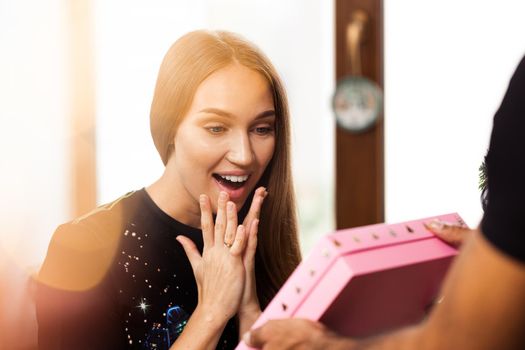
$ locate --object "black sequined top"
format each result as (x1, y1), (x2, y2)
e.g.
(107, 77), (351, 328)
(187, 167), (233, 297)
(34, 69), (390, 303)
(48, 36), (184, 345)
(36, 189), (238, 349)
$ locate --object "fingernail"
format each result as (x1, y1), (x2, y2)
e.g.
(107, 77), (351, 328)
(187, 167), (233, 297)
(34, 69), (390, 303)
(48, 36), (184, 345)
(219, 191), (227, 200)
(426, 220), (444, 232)
(227, 201), (234, 211)
(242, 331), (251, 345)
(199, 194), (206, 204)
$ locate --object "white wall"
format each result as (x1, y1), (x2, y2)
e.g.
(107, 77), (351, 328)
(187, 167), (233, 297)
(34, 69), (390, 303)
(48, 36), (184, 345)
(0, 0), (69, 271)
(93, 0), (208, 204)
(93, 0), (335, 253)
(384, 0), (525, 227)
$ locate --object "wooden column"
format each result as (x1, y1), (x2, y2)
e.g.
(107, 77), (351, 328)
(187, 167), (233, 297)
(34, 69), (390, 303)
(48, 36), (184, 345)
(335, 0), (384, 229)
(66, 0), (97, 217)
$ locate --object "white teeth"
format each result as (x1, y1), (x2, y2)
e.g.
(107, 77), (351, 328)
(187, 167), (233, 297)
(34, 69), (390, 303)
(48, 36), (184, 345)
(220, 174), (249, 183)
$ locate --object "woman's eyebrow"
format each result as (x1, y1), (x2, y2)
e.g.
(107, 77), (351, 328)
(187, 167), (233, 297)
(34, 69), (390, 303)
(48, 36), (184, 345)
(254, 110), (276, 119)
(198, 108), (276, 120)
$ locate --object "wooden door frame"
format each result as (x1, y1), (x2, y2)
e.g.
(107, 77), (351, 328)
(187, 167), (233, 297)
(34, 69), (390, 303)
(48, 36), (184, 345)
(335, 0), (384, 229)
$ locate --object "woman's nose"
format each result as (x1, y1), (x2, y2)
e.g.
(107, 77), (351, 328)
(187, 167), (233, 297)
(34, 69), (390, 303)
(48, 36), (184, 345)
(226, 132), (255, 167)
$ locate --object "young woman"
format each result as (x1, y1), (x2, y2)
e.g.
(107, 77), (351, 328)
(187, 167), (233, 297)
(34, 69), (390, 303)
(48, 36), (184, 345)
(36, 30), (301, 350)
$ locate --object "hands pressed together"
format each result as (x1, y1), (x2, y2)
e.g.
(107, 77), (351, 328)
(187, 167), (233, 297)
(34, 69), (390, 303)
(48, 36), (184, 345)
(176, 187), (267, 334)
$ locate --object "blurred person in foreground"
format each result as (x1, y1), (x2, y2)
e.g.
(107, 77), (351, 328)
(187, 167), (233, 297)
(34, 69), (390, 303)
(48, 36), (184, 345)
(244, 56), (525, 350)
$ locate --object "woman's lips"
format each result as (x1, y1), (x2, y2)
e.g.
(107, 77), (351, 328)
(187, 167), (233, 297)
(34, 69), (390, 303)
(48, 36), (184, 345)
(212, 176), (249, 201)
(212, 174), (246, 189)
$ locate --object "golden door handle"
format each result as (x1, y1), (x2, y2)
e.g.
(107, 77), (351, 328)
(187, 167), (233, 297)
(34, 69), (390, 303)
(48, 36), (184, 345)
(346, 10), (369, 76)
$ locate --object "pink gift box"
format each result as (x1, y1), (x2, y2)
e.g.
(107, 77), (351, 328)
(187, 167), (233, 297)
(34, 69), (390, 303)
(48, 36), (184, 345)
(236, 213), (462, 349)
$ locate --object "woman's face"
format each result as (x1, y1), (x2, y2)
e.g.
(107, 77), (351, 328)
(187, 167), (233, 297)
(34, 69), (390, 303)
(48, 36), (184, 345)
(169, 63), (276, 213)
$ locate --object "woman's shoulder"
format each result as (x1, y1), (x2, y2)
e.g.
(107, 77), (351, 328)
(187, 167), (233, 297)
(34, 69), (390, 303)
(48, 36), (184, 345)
(72, 190), (140, 226)
(39, 190), (143, 291)
(39, 223), (117, 292)
(53, 190), (141, 252)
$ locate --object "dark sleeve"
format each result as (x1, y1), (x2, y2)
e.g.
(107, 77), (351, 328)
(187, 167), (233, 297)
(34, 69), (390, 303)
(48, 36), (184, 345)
(481, 55), (525, 263)
(36, 223), (125, 349)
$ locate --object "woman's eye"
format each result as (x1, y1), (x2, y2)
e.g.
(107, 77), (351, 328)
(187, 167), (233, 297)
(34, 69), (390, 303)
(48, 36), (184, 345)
(253, 126), (274, 135)
(207, 126), (225, 134)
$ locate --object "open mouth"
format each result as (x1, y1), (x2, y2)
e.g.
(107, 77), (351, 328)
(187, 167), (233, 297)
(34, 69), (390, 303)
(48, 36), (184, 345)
(212, 174), (249, 190)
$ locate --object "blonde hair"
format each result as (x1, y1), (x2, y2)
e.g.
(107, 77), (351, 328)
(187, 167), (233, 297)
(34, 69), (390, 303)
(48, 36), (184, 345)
(150, 30), (301, 307)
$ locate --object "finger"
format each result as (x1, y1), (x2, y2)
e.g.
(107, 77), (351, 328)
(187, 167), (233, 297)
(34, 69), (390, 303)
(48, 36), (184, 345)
(243, 219), (259, 267)
(214, 191), (229, 245)
(243, 187), (267, 228)
(425, 220), (472, 247)
(229, 225), (246, 256)
(224, 201), (238, 246)
(199, 195), (214, 248)
(176, 235), (201, 271)
(437, 225), (472, 247)
(243, 322), (271, 348)
(242, 330), (256, 347)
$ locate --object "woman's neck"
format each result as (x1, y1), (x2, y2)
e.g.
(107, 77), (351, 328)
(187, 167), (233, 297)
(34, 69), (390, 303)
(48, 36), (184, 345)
(145, 169), (202, 229)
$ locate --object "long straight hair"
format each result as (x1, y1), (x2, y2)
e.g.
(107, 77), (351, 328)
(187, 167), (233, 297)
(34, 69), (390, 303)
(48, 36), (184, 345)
(150, 30), (301, 307)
